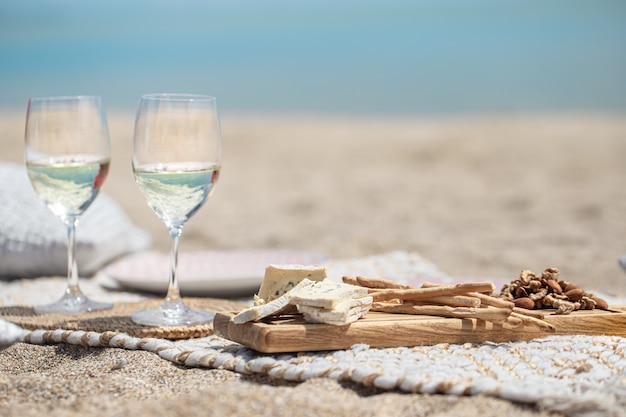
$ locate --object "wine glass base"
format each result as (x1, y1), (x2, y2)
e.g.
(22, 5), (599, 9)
(131, 301), (214, 327)
(35, 293), (113, 314)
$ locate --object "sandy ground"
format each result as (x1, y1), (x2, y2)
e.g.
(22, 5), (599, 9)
(1, 110), (626, 416)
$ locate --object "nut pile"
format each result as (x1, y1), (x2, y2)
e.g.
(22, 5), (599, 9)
(500, 267), (609, 314)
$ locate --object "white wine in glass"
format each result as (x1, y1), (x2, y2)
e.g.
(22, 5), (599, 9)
(131, 94), (222, 326)
(25, 95), (113, 314)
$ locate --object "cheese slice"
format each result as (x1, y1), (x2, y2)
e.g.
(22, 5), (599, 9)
(296, 296), (372, 318)
(254, 264), (327, 305)
(289, 281), (369, 309)
(301, 304), (371, 326)
(297, 296), (373, 324)
(234, 279), (315, 324)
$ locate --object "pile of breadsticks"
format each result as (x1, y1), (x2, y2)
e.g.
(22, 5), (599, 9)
(342, 276), (555, 333)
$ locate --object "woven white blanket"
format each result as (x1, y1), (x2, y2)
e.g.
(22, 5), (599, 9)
(2, 252), (626, 417)
(11, 328), (626, 417)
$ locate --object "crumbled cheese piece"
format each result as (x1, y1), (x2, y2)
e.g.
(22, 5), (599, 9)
(254, 264), (327, 305)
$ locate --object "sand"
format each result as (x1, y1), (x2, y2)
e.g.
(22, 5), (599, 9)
(1, 109), (626, 416)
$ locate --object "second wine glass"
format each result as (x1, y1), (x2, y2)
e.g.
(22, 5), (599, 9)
(131, 94), (222, 326)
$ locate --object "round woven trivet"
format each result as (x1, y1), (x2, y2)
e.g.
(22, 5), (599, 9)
(0, 297), (246, 339)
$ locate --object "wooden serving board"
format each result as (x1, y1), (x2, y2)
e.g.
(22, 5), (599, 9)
(213, 306), (626, 353)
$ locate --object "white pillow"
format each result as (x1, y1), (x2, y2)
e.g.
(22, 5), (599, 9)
(0, 162), (151, 278)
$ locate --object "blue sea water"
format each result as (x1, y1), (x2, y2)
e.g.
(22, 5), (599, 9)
(1, 0), (625, 115)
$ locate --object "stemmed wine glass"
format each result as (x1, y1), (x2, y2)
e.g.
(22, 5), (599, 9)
(25, 95), (113, 314)
(130, 94), (222, 326)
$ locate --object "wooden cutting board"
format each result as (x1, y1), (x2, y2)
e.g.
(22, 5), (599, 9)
(213, 306), (626, 353)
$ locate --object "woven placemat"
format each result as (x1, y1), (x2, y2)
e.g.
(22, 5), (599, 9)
(0, 297), (247, 339)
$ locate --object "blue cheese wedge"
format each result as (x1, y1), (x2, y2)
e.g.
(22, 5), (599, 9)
(234, 279), (316, 324)
(254, 264), (327, 306)
(289, 281), (369, 309)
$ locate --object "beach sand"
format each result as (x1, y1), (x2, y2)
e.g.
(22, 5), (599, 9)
(1, 110), (625, 416)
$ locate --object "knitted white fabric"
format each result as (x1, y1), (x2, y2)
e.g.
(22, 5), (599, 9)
(18, 328), (626, 417)
(0, 162), (151, 278)
(0, 319), (29, 350)
(4, 251), (626, 416)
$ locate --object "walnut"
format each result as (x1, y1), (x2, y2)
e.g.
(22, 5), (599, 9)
(528, 279), (543, 291)
(542, 267), (560, 281)
(529, 288), (548, 301)
(580, 296), (596, 310)
(520, 270), (536, 285)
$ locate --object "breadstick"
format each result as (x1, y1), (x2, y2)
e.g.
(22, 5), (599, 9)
(370, 300), (402, 309)
(502, 315), (524, 328)
(369, 282), (495, 302)
(371, 303), (511, 323)
(413, 295), (481, 308)
(421, 282), (514, 309)
(510, 311), (555, 333)
(512, 307), (545, 320)
(420, 282), (448, 287)
(468, 292), (514, 309)
(342, 275), (412, 289)
(342, 276), (359, 286)
(356, 276), (412, 289)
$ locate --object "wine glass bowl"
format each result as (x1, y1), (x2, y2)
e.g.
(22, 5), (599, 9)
(131, 94), (221, 326)
(24, 95), (113, 313)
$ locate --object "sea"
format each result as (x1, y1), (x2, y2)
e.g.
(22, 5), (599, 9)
(1, 0), (625, 115)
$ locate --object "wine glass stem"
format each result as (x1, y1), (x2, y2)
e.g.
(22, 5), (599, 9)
(166, 226), (183, 303)
(65, 218), (81, 296)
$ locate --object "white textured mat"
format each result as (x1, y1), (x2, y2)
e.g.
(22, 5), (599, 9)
(14, 329), (626, 417)
(3, 251), (626, 417)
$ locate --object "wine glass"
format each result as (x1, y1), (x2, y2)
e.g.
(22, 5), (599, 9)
(130, 94), (222, 326)
(24, 95), (113, 314)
